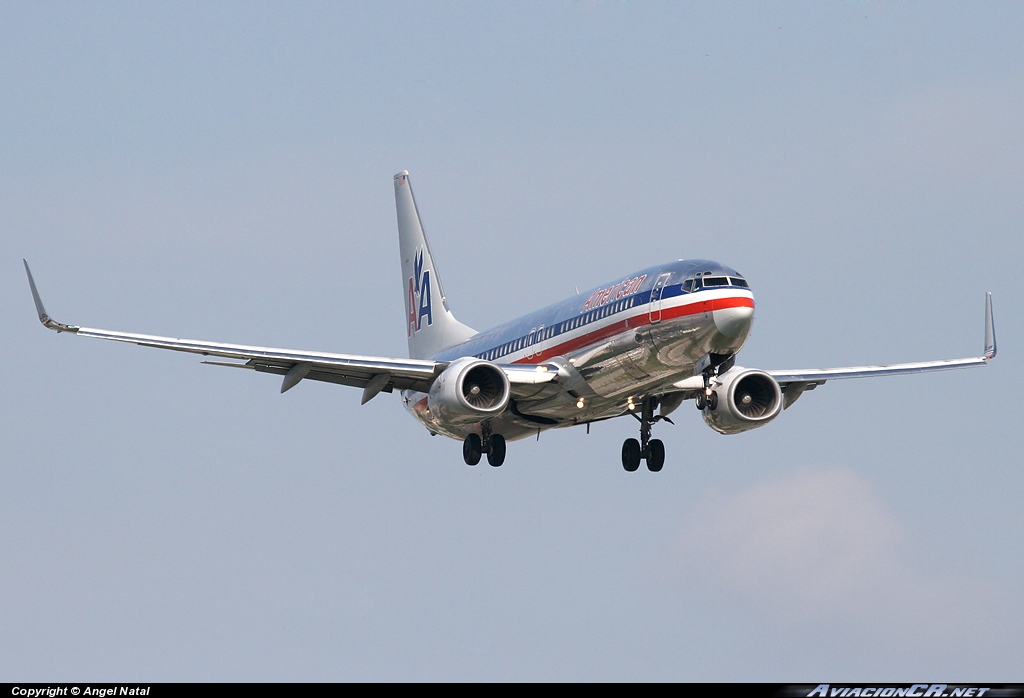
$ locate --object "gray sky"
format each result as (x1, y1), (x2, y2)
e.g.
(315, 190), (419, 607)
(2, 1), (1022, 681)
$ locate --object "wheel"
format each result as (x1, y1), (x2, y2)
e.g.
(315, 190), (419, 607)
(463, 433), (482, 466)
(708, 391), (719, 411)
(487, 434), (506, 467)
(621, 438), (641, 472)
(695, 393), (706, 410)
(646, 439), (665, 472)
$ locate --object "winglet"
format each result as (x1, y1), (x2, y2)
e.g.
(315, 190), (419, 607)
(23, 260), (79, 333)
(984, 292), (996, 360)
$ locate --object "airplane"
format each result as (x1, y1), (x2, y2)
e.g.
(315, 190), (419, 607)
(24, 171), (997, 472)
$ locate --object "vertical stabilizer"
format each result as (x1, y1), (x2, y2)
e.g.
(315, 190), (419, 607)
(395, 171), (477, 359)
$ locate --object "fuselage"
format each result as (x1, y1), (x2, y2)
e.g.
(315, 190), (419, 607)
(404, 259), (755, 441)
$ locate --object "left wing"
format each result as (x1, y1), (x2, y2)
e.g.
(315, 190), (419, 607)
(24, 260), (557, 403)
(24, 260), (443, 402)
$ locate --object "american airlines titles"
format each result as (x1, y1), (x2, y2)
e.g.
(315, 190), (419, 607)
(580, 275), (646, 313)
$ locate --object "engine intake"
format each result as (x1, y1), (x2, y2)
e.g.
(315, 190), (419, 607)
(703, 366), (782, 434)
(427, 357), (510, 424)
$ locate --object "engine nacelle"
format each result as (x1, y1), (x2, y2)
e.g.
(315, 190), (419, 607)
(703, 366), (783, 435)
(427, 357), (511, 425)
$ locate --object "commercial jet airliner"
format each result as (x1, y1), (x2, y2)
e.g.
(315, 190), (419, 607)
(24, 171), (997, 471)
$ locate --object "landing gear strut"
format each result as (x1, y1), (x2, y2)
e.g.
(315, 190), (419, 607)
(621, 397), (672, 472)
(463, 422), (506, 467)
(695, 359), (727, 411)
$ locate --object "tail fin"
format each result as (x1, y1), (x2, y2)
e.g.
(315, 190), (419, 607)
(394, 171), (477, 359)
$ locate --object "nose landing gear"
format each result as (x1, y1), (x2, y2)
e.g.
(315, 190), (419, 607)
(695, 357), (730, 411)
(621, 397), (672, 472)
(695, 391), (718, 411)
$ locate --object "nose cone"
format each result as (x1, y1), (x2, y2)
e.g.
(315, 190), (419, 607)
(713, 305), (754, 340)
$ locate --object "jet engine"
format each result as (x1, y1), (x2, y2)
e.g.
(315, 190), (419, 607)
(702, 366), (783, 435)
(427, 357), (511, 425)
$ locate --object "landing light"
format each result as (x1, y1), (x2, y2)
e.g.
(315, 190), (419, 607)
(627, 397), (636, 411)
(576, 398), (585, 409)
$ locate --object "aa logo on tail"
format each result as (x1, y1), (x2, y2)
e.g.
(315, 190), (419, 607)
(407, 248), (433, 336)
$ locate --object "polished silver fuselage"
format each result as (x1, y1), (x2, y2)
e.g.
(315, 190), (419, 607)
(403, 259), (755, 441)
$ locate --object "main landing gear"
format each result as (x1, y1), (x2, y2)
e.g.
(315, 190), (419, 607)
(463, 422), (506, 467)
(621, 397), (672, 472)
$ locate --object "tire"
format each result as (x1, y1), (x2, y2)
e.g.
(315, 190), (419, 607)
(695, 394), (706, 410)
(708, 391), (719, 411)
(646, 439), (665, 472)
(463, 433), (482, 466)
(621, 438), (641, 472)
(487, 434), (506, 467)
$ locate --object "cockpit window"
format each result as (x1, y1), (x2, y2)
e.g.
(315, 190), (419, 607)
(730, 277), (749, 288)
(682, 278), (695, 292)
(701, 276), (728, 287)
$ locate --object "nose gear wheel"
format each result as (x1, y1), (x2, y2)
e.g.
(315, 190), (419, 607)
(695, 359), (727, 411)
(699, 391), (719, 410)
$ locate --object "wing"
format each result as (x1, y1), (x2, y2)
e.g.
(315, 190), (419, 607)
(24, 261), (559, 403)
(764, 292), (996, 408)
(24, 260), (448, 402)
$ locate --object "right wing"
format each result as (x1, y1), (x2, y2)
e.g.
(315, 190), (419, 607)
(763, 292), (996, 408)
(661, 293), (996, 411)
